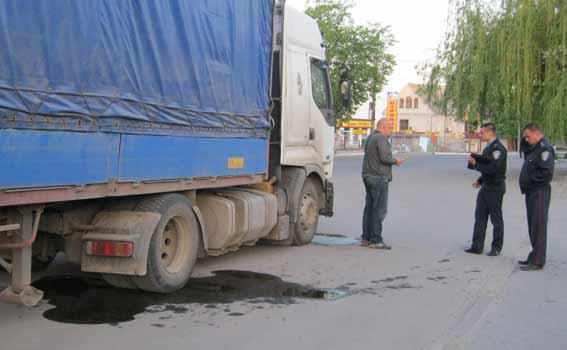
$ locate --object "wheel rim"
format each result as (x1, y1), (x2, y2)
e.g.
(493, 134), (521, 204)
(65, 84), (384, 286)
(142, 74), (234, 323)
(160, 216), (191, 274)
(299, 192), (318, 235)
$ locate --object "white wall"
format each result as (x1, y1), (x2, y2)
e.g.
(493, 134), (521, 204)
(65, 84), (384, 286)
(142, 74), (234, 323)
(397, 84), (465, 133)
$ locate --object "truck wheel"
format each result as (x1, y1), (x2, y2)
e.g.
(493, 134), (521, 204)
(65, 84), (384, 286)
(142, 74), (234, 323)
(292, 178), (321, 246)
(131, 194), (200, 293)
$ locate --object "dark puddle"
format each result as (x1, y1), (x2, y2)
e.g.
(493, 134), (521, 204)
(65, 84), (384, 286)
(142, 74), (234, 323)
(33, 270), (346, 325)
(438, 259), (451, 263)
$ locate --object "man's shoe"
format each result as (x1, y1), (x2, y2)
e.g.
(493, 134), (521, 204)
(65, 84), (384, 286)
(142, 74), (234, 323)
(368, 242), (391, 250)
(518, 259), (530, 266)
(486, 250), (501, 257)
(464, 248), (482, 255)
(520, 264), (543, 271)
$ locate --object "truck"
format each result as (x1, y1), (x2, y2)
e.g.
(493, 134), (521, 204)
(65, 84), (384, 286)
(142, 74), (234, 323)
(0, 0), (351, 306)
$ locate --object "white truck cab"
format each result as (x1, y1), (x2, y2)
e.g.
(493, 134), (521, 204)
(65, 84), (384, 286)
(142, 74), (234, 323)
(280, 3), (336, 179)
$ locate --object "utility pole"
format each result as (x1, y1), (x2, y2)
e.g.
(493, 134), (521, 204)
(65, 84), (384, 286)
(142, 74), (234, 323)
(370, 94), (376, 129)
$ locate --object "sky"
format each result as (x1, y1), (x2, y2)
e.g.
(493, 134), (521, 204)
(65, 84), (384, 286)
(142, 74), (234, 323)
(286, 0), (451, 117)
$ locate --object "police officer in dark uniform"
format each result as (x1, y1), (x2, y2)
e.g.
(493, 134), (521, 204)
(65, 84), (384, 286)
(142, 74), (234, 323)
(465, 123), (507, 256)
(520, 136), (531, 159)
(518, 123), (555, 271)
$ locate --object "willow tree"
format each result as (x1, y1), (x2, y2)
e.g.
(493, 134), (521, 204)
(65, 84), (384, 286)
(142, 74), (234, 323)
(422, 0), (567, 141)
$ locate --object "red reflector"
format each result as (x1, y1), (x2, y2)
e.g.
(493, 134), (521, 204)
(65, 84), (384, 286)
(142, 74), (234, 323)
(85, 241), (134, 257)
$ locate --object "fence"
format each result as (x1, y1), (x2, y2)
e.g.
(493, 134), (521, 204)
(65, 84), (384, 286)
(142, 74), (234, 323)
(335, 132), (475, 153)
(335, 133), (366, 151)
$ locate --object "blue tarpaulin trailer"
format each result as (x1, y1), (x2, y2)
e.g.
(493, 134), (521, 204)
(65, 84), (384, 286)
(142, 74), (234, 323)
(0, 0), (338, 306)
(0, 0), (273, 202)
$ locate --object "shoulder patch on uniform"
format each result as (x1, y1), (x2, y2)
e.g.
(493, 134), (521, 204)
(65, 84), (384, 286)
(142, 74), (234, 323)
(492, 150), (501, 160)
(492, 150), (502, 160)
(541, 150), (550, 161)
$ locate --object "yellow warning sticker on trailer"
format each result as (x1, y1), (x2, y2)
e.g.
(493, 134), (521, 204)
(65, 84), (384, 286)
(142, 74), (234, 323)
(228, 157), (245, 169)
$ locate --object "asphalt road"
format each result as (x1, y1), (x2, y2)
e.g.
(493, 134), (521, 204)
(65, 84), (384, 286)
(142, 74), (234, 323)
(1, 153), (566, 350)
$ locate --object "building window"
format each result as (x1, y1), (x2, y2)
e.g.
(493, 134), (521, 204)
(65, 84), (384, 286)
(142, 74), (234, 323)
(414, 98), (419, 109)
(400, 119), (409, 131)
(406, 96), (412, 109)
(399, 98), (404, 109)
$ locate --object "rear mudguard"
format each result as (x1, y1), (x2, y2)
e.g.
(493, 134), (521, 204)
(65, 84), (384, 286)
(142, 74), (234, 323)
(80, 211), (161, 276)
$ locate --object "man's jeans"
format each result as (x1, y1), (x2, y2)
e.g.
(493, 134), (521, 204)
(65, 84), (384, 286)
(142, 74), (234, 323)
(362, 175), (389, 244)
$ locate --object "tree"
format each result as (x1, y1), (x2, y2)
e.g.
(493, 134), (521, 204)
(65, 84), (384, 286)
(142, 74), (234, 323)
(305, 0), (396, 121)
(422, 0), (567, 141)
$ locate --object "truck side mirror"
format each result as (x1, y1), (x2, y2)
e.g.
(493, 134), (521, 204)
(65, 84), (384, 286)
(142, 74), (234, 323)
(338, 64), (352, 108)
(339, 79), (352, 108)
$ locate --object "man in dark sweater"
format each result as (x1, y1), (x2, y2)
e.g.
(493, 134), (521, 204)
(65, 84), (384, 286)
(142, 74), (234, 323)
(518, 123), (555, 271)
(361, 118), (404, 249)
(465, 123), (508, 256)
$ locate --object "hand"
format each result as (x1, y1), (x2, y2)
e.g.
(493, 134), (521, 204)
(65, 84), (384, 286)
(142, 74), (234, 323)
(396, 159), (405, 166)
(472, 181), (481, 189)
(468, 155), (477, 166)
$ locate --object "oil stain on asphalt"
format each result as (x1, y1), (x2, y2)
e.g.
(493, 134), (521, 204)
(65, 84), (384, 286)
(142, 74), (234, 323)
(32, 270), (348, 325)
(371, 276), (408, 283)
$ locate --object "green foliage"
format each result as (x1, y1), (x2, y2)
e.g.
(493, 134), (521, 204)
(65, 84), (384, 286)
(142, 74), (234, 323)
(422, 0), (567, 141)
(305, 0), (396, 118)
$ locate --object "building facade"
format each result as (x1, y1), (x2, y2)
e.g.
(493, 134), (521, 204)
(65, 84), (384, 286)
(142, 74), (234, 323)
(396, 83), (465, 134)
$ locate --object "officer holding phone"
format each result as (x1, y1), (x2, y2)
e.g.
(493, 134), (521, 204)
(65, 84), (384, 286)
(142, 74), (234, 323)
(466, 122), (508, 256)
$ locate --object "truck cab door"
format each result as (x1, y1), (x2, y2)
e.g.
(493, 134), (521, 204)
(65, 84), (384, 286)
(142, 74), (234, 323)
(307, 58), (335, 173)
(280, 52), (335, 177)
(280, 5), (335, 178)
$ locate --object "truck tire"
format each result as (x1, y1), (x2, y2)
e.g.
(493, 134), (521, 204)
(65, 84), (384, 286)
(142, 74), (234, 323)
(292, 178), (321, 246)
(130, 194), (200, 293)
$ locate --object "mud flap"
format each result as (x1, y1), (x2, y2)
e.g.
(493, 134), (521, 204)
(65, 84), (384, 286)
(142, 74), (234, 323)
(320, 180), (334, 217)
(80, 211), (161, 276)
(192, 205), (209, 258)
(264, 215), (290, 241)
(281, 167), (307, 224)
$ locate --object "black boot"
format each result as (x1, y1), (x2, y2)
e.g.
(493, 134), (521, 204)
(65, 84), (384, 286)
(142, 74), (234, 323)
(486, 250), (501, 257)
(520, 264), (543, 271)
(465, 247), (483, 255)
